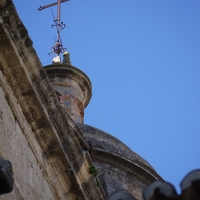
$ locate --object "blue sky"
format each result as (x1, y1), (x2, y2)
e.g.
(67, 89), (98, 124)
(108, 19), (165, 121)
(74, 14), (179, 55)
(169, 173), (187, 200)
(14, 0), (200, 193)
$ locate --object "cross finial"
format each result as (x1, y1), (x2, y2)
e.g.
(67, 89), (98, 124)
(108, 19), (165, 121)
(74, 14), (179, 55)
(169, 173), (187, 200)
(38, 0), (70, 62)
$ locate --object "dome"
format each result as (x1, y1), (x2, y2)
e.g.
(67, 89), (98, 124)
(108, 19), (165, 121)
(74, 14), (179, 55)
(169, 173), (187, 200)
(77, 123), (162, 199)
(77, 123), (154, 169)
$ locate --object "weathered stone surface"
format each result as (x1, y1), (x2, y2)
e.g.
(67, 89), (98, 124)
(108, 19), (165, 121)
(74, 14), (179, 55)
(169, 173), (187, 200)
(0, 157), (13, 195)
(0, 0), (6, 9)
(0, 76), (56, 200)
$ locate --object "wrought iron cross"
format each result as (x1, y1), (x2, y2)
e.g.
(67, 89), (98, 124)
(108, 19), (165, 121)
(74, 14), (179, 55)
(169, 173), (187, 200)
(38, 0), (70, 56)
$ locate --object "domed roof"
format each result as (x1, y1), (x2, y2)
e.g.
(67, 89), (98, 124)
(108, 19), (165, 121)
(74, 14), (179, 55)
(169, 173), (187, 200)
(77, 123), (161, 180)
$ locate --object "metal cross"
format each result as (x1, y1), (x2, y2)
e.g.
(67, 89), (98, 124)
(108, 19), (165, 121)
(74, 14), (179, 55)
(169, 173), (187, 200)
(38, 0), (70, 56)
(38, 0), (69, 21)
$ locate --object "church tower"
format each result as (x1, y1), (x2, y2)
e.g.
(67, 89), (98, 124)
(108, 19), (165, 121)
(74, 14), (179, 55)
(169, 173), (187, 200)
(44, 63), (91, 123)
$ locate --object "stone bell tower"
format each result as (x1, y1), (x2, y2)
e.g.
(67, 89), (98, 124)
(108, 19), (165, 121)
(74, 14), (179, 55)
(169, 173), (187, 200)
(44, 59), (92, 123)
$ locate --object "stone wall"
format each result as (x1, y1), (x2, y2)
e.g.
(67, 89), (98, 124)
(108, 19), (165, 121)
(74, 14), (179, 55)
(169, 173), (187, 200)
(0, 72), (55, 199)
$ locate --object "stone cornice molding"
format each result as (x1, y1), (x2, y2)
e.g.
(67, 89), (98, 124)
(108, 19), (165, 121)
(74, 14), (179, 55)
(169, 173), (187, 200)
(91, 149), (163, 184)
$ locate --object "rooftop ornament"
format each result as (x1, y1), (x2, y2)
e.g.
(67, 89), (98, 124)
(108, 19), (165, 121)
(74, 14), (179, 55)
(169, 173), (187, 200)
(38, 0), (71, 64)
